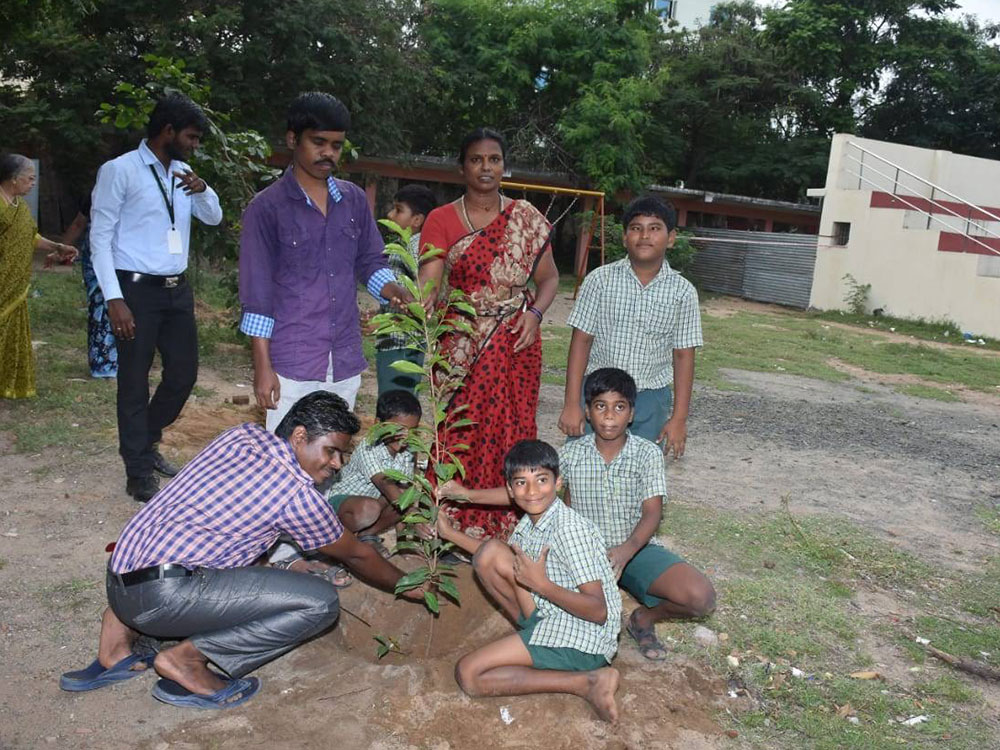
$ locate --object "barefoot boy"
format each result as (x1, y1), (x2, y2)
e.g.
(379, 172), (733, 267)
(449, 440), (622, 722)
(328, 389), (421, 554)
(560, 367), (715, 660)
(558, 195), (702, 457)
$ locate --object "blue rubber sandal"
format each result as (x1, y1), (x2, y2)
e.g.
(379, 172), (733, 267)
(151, 676), (261, 709)
(60, 651), (155, 692)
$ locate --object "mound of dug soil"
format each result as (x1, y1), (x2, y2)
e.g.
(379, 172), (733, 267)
(161, 565), (733, 749)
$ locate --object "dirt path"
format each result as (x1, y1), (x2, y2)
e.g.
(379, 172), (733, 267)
(2, 298), (999, 747)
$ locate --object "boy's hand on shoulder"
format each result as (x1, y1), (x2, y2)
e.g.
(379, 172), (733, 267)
(607, 545), (633, 580)
(558, 403), (586, 437)
(511, 544), (551, 594)
(659, 416), (687, 459)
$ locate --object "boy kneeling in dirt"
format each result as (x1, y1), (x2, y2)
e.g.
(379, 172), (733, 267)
(326, 389), (422, 556)
(440, 368), (716, 662)
(560, 368), (715, 660)
(442, 440), (623, 722)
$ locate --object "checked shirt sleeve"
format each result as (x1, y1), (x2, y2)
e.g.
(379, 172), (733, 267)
(278, 487), (344, 551)
(554, 520), (612, 589)
(673, 284), (703, 349)
(640, 441), (669, 501)
(239, 312), (274, 339)
(366, 267), (396, 304)
(566, 270), (600, 335)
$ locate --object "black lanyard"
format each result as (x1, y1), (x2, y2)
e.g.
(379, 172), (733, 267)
(149, 165), (176, 227)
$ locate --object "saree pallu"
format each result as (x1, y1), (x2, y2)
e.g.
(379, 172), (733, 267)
(0, 199), (38, 399)
(437, 199), (551, 541)
(80, 238), (118, 377)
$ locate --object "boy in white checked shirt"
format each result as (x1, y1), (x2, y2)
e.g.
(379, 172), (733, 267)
(560, 368), (715, 661)
(558, 195), (702, 457)
(327, 389), (421, 554)
(444, 440), (623, 723)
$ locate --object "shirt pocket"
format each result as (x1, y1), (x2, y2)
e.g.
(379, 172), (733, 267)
(642, 293), (678, 338)
(277, 225), (311, 276)
(339, 221), (360, 266)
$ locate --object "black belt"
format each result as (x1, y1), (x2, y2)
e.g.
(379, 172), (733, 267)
(116, 270), (186, 288)
(117, 564), (194, 587)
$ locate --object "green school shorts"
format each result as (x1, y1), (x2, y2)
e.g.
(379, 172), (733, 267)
(516, 611), (609, 672)
(620, 543), (685, 608)
(328, 493), (350, 512)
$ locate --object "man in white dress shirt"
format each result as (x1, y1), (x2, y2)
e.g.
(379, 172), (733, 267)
(90, 93), (223, 502)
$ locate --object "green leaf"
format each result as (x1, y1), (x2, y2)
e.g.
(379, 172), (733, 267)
(402, 513), (431, 524)
(434, 462), (458, 481)
(396, 485), (419, 510)
(395, 567), (430, 593)
(451, 301), (477, 316)
(391, 359), (426, 374)
(438, 577), (460, 604)
(394, 540), (423, 553)
(423, 590), (440, 614)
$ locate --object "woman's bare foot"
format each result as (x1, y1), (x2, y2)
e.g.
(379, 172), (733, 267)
(96, 608), (145, 671)
(586, 667), (621, 723)
(153, 641), (227, 695)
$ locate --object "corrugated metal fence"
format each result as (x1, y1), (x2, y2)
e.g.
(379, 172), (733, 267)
(688, 228), (818, 309)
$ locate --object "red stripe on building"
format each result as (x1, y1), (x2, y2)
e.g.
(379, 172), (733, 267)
(938, 232), (1000, 256)
(870, 191), (1000, 222)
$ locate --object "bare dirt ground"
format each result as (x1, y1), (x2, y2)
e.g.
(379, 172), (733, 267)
(2, 295), (998, 748)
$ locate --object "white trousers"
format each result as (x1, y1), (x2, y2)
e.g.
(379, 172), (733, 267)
(264, 367), (362, 432)
(267, 360), (361, 564)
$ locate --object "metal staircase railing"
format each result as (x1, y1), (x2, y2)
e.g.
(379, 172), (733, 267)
(842, 140), (1000, 257)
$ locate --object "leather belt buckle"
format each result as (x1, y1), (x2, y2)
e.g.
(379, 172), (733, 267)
(164, 276), (180, 288)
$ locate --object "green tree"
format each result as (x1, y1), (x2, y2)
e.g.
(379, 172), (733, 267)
(862, 15), (1000, 159)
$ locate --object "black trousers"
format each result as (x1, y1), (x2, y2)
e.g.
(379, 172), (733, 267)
(116, 277), (198, 478)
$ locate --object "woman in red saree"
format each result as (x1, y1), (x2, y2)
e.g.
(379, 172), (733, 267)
(419, 128), (559, 542)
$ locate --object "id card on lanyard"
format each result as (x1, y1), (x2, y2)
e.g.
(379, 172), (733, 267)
(150, 165), (183, 254)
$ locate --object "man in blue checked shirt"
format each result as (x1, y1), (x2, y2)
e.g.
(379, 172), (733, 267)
(239, 93), (409, 431)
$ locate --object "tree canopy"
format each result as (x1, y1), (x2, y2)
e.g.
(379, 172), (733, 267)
(2, 0), (998, 204)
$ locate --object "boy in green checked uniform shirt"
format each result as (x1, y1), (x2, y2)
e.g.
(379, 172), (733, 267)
(441, 440), (623, 723)
(558, 195), (702, 457)
(560, 367), (715, 661)
(327, 390), (421, 554)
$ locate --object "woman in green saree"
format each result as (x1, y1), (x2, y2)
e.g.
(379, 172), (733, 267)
(0, 153), (77, 398)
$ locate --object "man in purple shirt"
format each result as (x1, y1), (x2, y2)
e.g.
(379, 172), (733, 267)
(239, 92), (407, 430)
(59, 392), (424, 709)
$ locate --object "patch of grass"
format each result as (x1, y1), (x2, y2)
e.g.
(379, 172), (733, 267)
(737, 675), (991, 749)
(941, 556), (1000, 618)
(541, 325), (572, 370)
(699, 311), (1000, 393)
(664, 501), (932, 590)
(913, 674), (979, 704)
(0, 558), (6, 571)
(3, 268), (251, 453)
(660, 502), (997, 748)
(810, 309), (1000, 352)
(974, 505), (1000, 536)
(895, 383), (959, 402)
(910, 616), (1000, 667)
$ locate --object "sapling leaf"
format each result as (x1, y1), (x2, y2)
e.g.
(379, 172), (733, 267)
(396, 486), (418, 510)
(423, 591), (440, 614)
(395, 567), (430, 593)
(438, 577), (460, 603)
(391, 359), (426, 374)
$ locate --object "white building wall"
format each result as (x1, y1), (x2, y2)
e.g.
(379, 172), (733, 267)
(811, 134), (1000, 338)
(667, 0), (717, 28)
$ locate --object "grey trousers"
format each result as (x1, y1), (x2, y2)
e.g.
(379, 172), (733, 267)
(106, 565), (340, 678)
